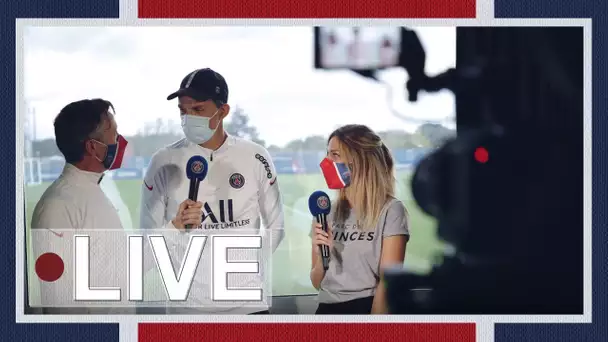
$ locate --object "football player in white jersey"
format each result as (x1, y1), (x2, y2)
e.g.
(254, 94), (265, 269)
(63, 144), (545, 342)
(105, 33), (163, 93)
(139, 68), (285, 314)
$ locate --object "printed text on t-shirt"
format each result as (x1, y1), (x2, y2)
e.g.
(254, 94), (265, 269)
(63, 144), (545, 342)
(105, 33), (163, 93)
(331, 223), (375, 242)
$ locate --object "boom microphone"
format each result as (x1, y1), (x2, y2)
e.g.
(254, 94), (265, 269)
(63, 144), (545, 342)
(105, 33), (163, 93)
(185, 156), (208, 229)
(308, 190), (332, 271)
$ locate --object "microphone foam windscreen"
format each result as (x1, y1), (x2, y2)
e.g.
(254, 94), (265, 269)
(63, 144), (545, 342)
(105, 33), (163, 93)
(185, 156), (209, 180)
(308, 190), (332, 216)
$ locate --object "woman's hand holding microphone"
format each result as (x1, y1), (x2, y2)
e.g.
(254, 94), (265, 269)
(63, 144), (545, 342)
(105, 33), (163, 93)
(310, 220), (333, 289)
(312, 221), (333, 256)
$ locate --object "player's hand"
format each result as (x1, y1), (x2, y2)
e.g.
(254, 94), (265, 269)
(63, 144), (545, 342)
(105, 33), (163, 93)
(172, 199), (203, 230)
(311, 221), (332, 254)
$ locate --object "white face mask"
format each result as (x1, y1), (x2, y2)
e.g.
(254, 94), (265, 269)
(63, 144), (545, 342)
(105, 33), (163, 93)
(181, 110), (220, 145)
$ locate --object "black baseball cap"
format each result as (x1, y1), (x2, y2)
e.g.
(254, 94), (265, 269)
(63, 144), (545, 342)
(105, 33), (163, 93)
(167, 68), (229, 104)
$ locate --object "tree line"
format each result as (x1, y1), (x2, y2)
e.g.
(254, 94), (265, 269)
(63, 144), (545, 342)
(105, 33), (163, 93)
(28, 107), (455, 158)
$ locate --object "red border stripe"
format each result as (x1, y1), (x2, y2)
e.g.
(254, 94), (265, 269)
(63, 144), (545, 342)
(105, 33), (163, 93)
(139, 323), (476, 342)
(138, 0), (476, 18)
(137, 1), (475, 341)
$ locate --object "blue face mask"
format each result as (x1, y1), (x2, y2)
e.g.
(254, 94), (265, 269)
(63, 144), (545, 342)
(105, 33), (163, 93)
(91, 135), (128, 170)
(181, 110), (220, 145)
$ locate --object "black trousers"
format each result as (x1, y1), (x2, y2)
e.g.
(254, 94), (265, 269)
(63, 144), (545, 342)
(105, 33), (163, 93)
(315, 296), (374, 314)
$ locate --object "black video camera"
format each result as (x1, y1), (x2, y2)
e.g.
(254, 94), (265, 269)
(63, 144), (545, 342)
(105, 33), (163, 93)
(382, 27), (584, 314)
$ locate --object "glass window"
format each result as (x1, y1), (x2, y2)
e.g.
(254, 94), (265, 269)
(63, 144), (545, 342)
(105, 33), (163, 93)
(23, 26), (455, 299)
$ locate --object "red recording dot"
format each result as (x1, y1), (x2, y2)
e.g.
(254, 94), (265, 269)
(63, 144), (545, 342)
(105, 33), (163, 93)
(35, 253), (64, 282)
(474, 147), (489, 163)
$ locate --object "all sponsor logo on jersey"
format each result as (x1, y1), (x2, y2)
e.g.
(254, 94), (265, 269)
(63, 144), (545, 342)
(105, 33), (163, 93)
(198, 199), (251, 229)
(255, 153), (273, 179)
(229, 173), (245, 189)
(317, 196), (330, 210)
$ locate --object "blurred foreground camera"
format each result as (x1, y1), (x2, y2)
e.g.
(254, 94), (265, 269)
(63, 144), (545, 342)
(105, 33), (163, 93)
(385, 27), (584, 314)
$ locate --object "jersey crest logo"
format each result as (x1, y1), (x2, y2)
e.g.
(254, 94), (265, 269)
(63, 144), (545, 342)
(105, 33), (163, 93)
(191, 160), (205, 175)
(317, 196), (330, 210)
(229, 173), (245, 189)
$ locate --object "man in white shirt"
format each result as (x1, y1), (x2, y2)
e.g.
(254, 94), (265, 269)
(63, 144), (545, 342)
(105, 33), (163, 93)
(30, 99), (202, 314)
(32, 98), (202, 230)
(140, 68), (285, 314)
(32, 99), (126, 230)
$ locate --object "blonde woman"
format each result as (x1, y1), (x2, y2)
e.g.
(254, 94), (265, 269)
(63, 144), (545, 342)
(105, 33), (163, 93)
(310, 124), (410, 314)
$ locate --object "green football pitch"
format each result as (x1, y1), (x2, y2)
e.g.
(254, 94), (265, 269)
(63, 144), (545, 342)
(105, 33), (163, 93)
(24, 171), (442, 300)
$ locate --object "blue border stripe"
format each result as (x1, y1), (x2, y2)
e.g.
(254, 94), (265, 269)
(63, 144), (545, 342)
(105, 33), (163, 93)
(494, 1), (606, 341)
(4, 2), (120, 341)
(4, 1), (603, 342)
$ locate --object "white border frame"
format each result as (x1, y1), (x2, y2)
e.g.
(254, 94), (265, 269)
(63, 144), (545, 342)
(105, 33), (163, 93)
(14, 17), (592, 342)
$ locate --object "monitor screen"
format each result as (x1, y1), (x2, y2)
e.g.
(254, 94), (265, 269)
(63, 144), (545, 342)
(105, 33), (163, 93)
(315, 27), (402, 70)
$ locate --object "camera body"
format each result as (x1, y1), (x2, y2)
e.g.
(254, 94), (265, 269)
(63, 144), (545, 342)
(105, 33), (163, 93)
(385, 27), (583, 314)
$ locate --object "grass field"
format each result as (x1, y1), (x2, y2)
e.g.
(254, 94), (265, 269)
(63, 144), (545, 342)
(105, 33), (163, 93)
(25, 171), (442, 299)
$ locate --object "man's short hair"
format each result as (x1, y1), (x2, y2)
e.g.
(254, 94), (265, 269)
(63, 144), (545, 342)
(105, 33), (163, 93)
(53, 99), (114, 164)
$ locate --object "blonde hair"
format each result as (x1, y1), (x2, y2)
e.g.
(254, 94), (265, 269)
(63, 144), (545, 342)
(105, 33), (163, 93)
(329, 124), (396, 230)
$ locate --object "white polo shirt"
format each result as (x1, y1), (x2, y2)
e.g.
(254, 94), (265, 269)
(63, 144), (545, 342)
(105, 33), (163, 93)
(31, 163), (123, 230)
(30, 163), (129, 314)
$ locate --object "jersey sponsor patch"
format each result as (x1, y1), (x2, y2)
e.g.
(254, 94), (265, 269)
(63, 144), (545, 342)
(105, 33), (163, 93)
(255, 153), (273, 179)
(197, 199), (251, 230)
(229, 173), (245, 189)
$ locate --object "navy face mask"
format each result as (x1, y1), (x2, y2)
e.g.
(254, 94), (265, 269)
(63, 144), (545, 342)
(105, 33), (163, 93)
(92, 135), (129, 170)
